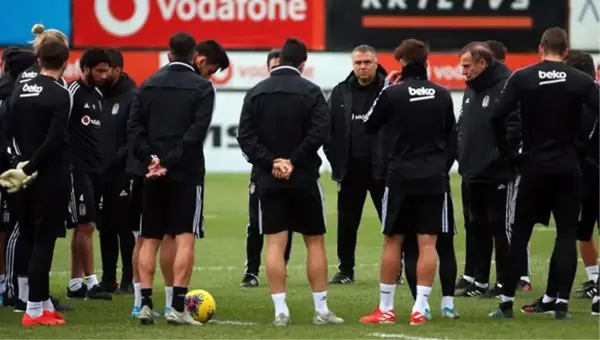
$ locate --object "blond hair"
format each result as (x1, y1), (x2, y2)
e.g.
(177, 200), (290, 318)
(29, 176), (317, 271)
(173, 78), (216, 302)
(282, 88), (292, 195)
(31, 23), (69, 52)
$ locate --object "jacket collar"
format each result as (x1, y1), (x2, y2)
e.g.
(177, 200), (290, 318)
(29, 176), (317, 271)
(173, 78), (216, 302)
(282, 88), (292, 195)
(168, 61), (195, 72)
(269, 65), (302, 76)
(401, 63), (428, 80)
(466, 61), (508, 92)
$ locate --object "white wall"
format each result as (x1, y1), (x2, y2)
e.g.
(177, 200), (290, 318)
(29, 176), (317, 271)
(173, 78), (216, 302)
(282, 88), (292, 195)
(206, 92), (463, 173)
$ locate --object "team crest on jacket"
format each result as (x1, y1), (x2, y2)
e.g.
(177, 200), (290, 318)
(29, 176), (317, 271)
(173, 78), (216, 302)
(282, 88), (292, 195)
(249, 182), (255, 194)
(112, 103), (120, 115)
(482, 95), (490, 108)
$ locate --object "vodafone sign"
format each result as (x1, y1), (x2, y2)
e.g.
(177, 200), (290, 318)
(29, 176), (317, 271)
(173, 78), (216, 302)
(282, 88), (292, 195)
(73, 0), (325, 49)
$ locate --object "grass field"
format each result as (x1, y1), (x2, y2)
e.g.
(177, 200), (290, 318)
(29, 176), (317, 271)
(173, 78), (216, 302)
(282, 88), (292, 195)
(1, 173), (598, 339)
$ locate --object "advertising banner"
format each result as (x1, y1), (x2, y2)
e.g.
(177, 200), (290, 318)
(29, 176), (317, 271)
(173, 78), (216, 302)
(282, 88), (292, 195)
(569, 0), (600, 51)
(195, 91), (464, 173)
(326, 0), (567, 52)
(73, 0), (325, 50)
(159, 51), (539, 91)
(0, 0), (71, 45)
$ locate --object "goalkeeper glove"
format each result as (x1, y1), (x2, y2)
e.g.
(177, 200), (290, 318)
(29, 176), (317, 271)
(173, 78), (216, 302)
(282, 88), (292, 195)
(0, 161), (38, 193)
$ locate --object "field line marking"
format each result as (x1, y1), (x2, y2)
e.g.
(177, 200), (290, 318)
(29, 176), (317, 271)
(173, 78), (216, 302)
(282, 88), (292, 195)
(369, 333), (447, 340)
(209, 319), (258, 326)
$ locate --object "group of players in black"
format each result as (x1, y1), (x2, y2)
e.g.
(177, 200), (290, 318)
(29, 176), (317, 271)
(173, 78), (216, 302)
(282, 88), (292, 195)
(0, 23), (597, 328)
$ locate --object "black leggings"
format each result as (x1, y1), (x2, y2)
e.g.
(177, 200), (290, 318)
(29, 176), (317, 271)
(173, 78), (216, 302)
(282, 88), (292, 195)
(404, 233), (457, 299)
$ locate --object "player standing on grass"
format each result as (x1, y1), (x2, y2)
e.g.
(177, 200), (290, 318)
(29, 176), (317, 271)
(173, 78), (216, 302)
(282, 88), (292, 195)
(1, 40), (72, 326)
(489, 27), (599, 320)
(65, 48), (113, 301)
(240, 48), (294, 288)
(97, 48), (137, 294)
(324, 45), (391, 285)
(129, 32), (215, 326)
(359, 38), (455, 326)
(237, 38), (343, 327)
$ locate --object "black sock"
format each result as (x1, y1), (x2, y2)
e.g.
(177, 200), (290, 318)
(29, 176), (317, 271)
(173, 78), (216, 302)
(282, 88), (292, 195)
(172, 286), (188, 313)
(141, 288), (153, 309)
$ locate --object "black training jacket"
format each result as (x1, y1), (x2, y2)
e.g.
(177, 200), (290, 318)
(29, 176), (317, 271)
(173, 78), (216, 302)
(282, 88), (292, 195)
(128, 61), (215, 184)
(324, 64), (389, 182)
(458, 61), (521, 182)
(100, 73), (137, 180)
(237, 65), (329, 189)
(6, 74), (71, 176)
(364, 63), (455, 194)
(493, 60), (600, 175)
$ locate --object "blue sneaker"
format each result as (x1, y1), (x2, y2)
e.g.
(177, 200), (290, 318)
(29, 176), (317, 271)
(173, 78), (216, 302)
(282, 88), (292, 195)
(164, 307), (171, 316)
(441, 307), (460, 319)
(424, 308), (432, 321)
(132, 306), (160, 319)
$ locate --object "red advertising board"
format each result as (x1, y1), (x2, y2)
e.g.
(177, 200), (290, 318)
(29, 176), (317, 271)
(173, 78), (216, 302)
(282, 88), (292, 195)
(73, 0), (325, 50)
(378, 53), (541, 90)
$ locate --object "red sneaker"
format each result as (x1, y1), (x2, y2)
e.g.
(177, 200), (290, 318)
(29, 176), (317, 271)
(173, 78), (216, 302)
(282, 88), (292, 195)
(409, 311), (428, 325)
(22, 311), (62, 326)
(359, 308), (396, 324)
(50, 311), (66, 323)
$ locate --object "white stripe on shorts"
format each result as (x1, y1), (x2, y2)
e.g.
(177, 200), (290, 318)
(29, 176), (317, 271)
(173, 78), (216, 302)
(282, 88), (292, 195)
(381, 187), (389, 233)
(192, 185), (203, 238)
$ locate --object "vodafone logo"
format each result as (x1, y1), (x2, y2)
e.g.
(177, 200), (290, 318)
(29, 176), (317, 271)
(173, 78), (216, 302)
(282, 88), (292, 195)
(95, 0), (150, 37)
(210, 66), (234, 86)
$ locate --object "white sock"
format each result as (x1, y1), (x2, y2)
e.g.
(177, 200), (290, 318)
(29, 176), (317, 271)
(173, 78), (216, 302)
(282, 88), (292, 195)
(26, 301), (43, 318)
(85, 274), (99, 289)
(556, 298), (568, 304)
(413, 285), (432, 314)
(585, 265), (599, 282)
(475, 282), (489, 289)
(441, 296), (454, 310)
(18, 277), (28, 302)
(593, 295), (599, 304)
(519, 276), (530, 283)
(378, 283), (396, 312)
(42, 299), (54, 312)
(462, 275), (474, 283)
(69, 278), (83, 291)
(165, 286), (173, 309)
(133, 282), (142, 308)
(312, 291), (329, 314)
(271, 293), (290, 317)
(542, 294), (556, 303)
(500, 295), (515, 303)
(0, 274), (5, 294)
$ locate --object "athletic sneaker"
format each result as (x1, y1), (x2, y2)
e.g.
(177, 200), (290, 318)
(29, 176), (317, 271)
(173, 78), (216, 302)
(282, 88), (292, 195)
(312, 310), (344, 325)
(489, 301), (514, 318)
(13, 299), (26, 313)
(164, 307), (171, 316)
(521, 297), (555, 314)
(99, 281), (118, 294)
(273, 313), (291, 327)
(22, 311), (66, 326)
(592, 299), (599, 316)
(240, 274), (259, 287)
(575, 280), (597, 299)
(329, 272), (355, 284)
(131, 306), (160, 319)
(359, 308), (396, 324)
(458, 283), (489, 297)
(139, 305), (157, 325)
(86, 285), (113, 300)
(455, 276), (472, 290)
(409, 311), (428, 325)
(116, 283), (134, 295)
(165, 308), (202, 325)
(482, 283), (503, 299)
(51, 296), (73, 312)
(554, 302), (571, 320)
(66, 285), (87, 299)
(517, 280), (532, 292)
(441, 307), (460, 319)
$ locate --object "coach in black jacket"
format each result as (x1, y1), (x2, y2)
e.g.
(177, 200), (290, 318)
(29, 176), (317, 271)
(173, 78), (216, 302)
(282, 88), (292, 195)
(98, 49), (137, 294)
(324, 45), (388, 284)
(457, 43), (521, 298)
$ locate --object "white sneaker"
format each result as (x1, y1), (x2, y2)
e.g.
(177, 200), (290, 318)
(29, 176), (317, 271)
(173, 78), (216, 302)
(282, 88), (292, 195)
(139, 305), (156, 325)
(165, 309), (202, 326)
(312, 310), (344, 325)
(273, 313), (291, 327)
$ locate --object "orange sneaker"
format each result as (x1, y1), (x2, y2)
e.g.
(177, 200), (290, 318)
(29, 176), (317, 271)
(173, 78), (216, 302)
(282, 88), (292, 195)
(22, 311), (63, 326)
(49, 311), (66, 324)
(359, 308), (396, 324)
(409, 311), (428, 325)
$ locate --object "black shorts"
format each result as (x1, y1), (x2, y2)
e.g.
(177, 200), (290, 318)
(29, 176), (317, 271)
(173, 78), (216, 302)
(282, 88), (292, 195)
(464, 180), (518, 225)
(0, 188), (12, 232)
(97, 179), (132, 233)
(382, 187), (444, 236)
(69, 171), (102, 226)
(141, 177), (204, 240)
(20, 173), (70, 239)
(128, 176), (143, 233)
(258, 182), (326, 236)
(513, 174), (582, 229)
(577, 180), (599, 241)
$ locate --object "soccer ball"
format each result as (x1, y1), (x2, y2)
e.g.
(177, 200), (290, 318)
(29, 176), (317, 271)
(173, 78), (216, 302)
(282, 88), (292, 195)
(184, 289), (216, 323)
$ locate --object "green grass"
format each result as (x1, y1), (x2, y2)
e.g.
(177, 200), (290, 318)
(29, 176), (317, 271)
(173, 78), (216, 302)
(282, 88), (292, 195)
(1, 173), (598, 339)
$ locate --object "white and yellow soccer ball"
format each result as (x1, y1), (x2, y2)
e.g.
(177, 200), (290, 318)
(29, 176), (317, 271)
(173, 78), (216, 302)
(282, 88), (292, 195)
(184, 289), (216, 323)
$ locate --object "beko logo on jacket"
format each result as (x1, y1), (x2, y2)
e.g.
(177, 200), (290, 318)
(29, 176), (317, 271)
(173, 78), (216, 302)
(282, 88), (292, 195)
(81, 115), (101, 127)
(22, 84), (43, 93)
(408, 86), (436, 102)
(538, 70), (567, 79)
(21, 71), (37, 79)
(94, 0), (308, 37)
